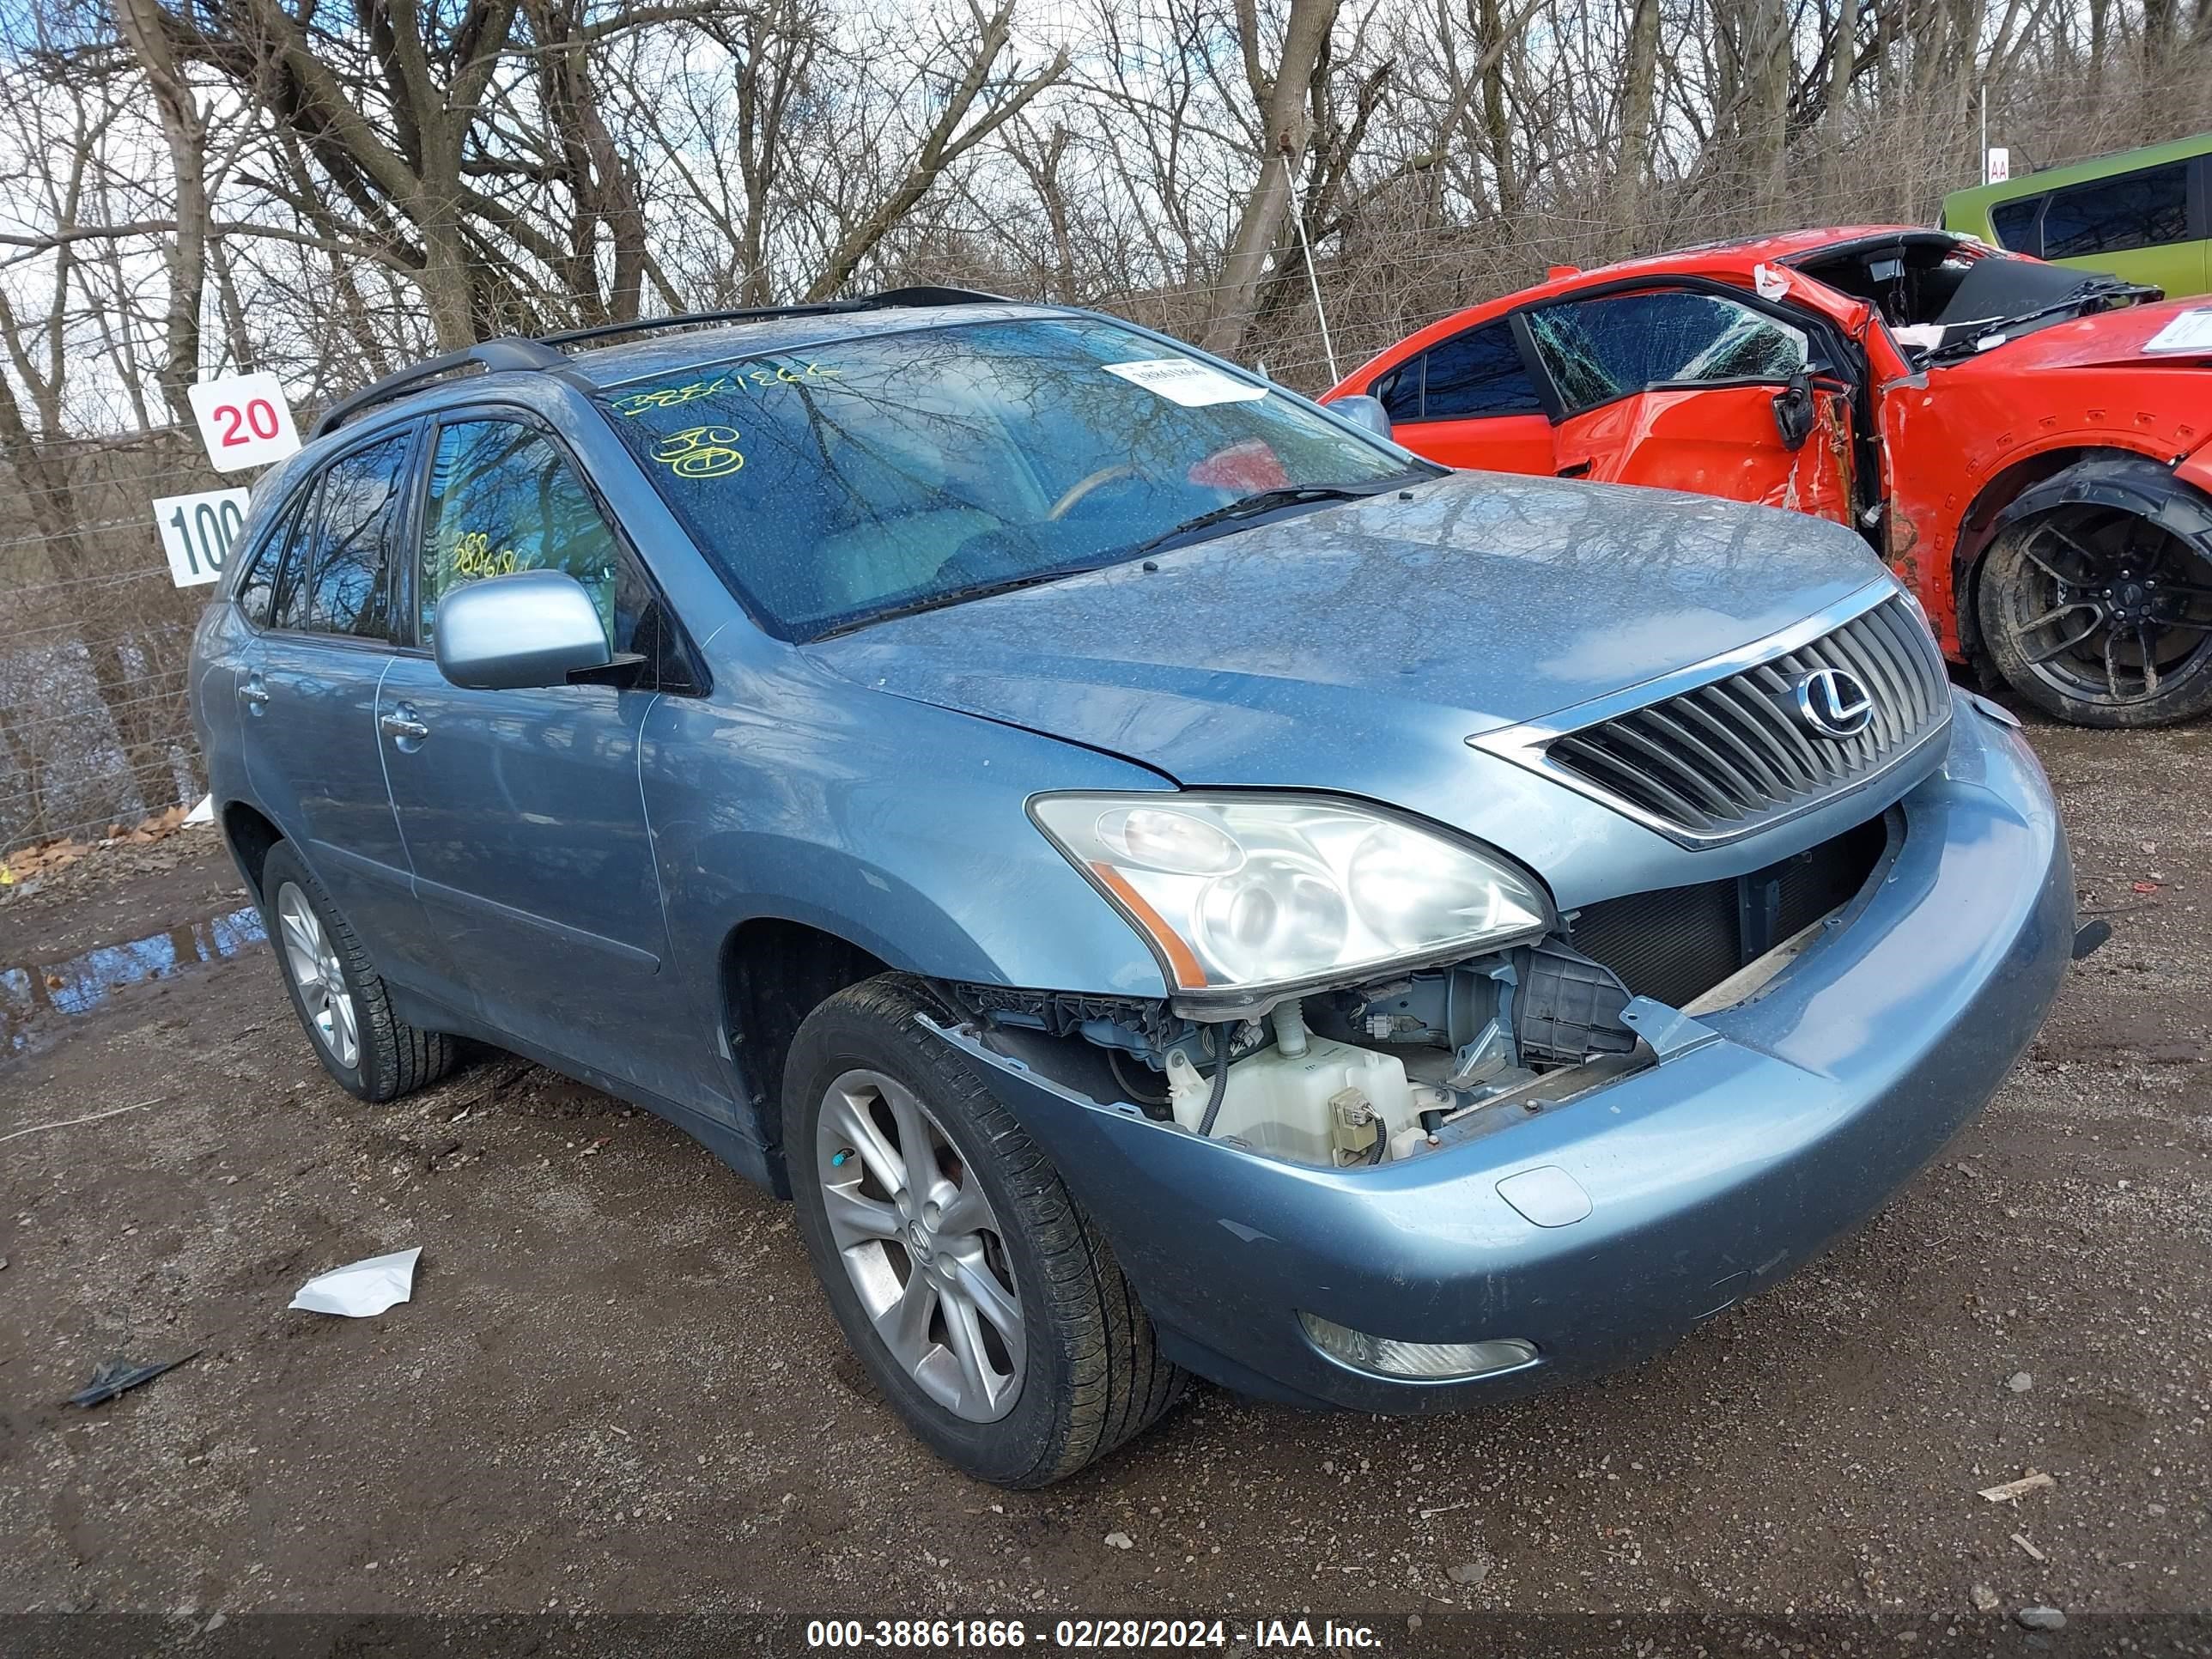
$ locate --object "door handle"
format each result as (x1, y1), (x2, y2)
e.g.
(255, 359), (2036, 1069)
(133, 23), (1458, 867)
(380, 712), (429, 742)
(1555, 459), (1593, 478)
(239, 672), (270, 706)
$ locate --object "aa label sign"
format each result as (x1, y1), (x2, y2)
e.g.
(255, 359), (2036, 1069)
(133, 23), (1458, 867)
(187, 372), (301, 472)
(154, 487), (252, 586)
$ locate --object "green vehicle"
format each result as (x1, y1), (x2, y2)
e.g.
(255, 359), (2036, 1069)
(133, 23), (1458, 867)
(1942, 131), (2212, 299)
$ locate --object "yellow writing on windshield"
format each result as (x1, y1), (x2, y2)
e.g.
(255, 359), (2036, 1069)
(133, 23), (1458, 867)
(609, 362), (842, 418)
(653, 425), (745, 479)
(611, 375), (732, 418)
(740, 362), (842, 389)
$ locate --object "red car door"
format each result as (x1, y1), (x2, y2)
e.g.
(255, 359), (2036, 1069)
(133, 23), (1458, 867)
(1527, 286), (1856, 526)
(1367, 318), (1558, 476)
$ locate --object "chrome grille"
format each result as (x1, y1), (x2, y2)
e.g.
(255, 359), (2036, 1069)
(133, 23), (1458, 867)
(1540, 596), (1950, 840)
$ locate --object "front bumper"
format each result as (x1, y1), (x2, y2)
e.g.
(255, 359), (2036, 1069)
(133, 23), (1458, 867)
(938, 694), (2072, 1411)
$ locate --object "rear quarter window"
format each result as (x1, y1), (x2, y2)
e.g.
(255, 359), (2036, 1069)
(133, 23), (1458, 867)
(1989, 196), (2044, 253)
(260, 483), (319, 632)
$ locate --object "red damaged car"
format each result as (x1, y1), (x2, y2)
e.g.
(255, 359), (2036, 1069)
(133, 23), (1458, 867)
(1326, 228), (2212, 726)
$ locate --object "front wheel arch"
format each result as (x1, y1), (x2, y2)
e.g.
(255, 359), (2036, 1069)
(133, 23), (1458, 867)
(719, 915), (893, 1180)
(1948, 446), (2207, 669)
(1972, 454), (2212, 726)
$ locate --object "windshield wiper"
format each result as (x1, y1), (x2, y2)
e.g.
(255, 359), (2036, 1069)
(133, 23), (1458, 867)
(811, 560), (1121, 639)
(1923, 281), (2163, 362)
(1131, 482), (1401, 557)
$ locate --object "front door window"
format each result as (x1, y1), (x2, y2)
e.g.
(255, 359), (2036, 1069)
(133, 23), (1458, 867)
(419, 419), (643, 650)
(1527, 290), (1812, 414)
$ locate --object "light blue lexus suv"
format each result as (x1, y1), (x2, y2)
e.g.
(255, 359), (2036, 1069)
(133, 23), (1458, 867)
(190, 290), (2073, 1486)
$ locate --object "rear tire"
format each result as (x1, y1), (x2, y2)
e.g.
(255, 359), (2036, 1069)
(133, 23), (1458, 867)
(258, 840), (457, 1102)
(785, 974), (1188, 1487)
(1978, 479), (2212, 728)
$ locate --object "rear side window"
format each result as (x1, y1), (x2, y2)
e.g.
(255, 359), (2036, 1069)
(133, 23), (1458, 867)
(1989, 196), (2043, 253)
(1526, 289), (1810, 416)
(1419, 322), (1544, 419)
(418, 419), (650, 655)
(306, 432), (411, 639)
(2041, 162), (2190, 259)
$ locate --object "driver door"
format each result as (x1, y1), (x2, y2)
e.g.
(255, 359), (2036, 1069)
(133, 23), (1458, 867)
(1525, 286), (1857, 526)
(375, 411), (679, 1085)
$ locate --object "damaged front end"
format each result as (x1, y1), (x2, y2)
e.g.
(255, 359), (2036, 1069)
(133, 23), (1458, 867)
(949, 810), (1895, 1173)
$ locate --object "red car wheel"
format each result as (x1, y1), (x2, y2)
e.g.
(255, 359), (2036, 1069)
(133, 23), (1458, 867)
(1978, 484), (2212, 729)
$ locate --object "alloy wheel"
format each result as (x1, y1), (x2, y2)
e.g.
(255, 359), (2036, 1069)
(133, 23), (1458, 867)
(814, 1067), (1024, 1422)
(2002, 506), (2212, 708)
(276, 881), (359, 1070)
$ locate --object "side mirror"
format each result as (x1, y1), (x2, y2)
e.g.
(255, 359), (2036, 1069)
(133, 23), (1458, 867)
(434, 569), (617, 690)
(1331, 394), (1394, 442)
(1771, 369), (1816, 452)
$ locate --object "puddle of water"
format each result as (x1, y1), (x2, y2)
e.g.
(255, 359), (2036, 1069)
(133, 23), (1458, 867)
(3, 903), (265, 1058)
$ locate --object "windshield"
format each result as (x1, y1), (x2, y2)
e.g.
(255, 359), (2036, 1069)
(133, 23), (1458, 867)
(1917, 251), (2153, 362)
(597, 315), (1418, 639)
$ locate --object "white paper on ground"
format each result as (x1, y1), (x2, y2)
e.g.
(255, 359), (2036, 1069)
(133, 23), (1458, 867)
(1102, 359), (1267, 407)
(2144, 308), (2212, 354)
(184, 794), (214, 825)
(289, 1247), (421, 1316)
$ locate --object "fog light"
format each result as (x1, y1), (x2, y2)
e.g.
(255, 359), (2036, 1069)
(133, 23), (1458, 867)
(1299, 1312), (1538, 1380)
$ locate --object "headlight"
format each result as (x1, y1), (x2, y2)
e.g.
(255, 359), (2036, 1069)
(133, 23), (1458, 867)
(1030, 793), (1549, 1000)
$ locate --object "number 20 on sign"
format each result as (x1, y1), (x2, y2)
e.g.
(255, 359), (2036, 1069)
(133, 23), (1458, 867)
(154, 487), (252, 587)
(186, 371), (301, 472)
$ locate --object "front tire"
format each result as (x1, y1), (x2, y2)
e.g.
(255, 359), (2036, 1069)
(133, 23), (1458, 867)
(1978, 477), (2212, 727)
(785, 975), (1188, 1487)
(258, 840), (457, 1102)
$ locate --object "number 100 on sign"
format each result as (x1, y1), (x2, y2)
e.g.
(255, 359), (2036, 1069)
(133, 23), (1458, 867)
(154, 488), (252, 587)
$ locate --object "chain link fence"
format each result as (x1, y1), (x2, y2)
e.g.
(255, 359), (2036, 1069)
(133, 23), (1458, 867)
(0, 428), (230, 854)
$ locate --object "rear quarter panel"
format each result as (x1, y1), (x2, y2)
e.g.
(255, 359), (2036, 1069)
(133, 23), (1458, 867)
(188, 603), (252, 828)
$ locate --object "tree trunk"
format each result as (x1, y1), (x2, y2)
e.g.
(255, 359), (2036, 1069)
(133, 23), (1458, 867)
(1617, 0), (1661, 231)
(1821, 0), (1861, 198)
(1198, 0), (1341, 359)
(1478, 0), (1520, 217)
(113, 0), (210, 423)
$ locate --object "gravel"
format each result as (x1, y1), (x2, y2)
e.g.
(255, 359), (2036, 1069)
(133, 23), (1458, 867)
(2, 708), (2207, 1626)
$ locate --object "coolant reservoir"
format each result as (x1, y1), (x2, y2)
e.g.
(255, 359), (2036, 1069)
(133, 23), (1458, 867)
(1166, 1036), (1414, 1166)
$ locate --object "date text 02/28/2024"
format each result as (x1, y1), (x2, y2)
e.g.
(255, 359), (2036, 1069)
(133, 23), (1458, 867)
(804, 1620), (1385, 1650)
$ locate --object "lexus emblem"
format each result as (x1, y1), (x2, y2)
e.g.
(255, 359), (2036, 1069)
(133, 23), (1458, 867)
(1795, 667), (1875, 738)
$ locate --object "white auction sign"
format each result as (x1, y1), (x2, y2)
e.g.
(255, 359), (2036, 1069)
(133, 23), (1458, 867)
(153, 486), (252, 587)
(186, 371), (301, 472)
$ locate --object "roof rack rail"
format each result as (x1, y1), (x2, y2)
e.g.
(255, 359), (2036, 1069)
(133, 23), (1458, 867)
(308, 286), (1017, 439)
(309, 337), (571, 440)
(537, 285), (1011, 351)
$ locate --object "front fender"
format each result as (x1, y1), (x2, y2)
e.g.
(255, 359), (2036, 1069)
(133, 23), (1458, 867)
(2178, 434), (2212, 498)
(641, 672), (1176, 1089)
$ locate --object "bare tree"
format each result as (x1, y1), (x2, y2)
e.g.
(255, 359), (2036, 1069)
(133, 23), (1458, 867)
(1199, 0), (1340, 357)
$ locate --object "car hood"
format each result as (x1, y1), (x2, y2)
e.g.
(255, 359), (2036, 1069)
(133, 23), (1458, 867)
(1970, 295), (2212, 370)
(806, 471), (1889, 787)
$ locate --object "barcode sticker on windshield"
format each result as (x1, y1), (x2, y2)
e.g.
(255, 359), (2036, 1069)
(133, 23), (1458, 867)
(2145, 308), (2212, 353)
(1103, 359), (1268, 407)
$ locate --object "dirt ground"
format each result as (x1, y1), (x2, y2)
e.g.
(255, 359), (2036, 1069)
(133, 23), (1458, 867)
(1, 711), (2208, 1655)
